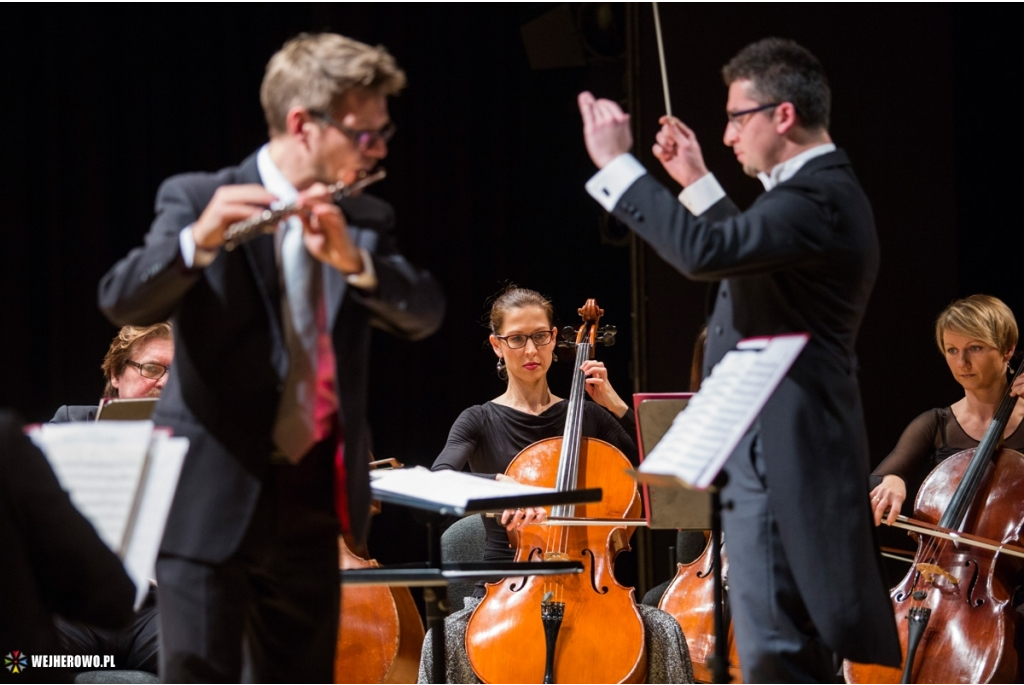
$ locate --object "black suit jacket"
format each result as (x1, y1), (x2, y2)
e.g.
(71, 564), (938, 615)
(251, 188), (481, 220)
(613, 150), (900, 665)
(0, 410), (135, 680)
(98, 152), (445, 563)
(49, 406), (98, 423)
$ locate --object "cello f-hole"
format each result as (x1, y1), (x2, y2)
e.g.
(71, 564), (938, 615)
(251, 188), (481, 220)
(964, 559), (984, 607)
(582, 548), (610, 594)
(510, 547), (545, 592)
(696, 556), (717, 579)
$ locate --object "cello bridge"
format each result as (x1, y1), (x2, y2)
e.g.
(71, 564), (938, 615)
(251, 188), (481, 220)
(543, 551), (570, 562)
(916, 562), (959, 586)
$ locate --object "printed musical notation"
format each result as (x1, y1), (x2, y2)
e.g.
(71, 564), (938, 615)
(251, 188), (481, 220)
(638, 334), (808, 490)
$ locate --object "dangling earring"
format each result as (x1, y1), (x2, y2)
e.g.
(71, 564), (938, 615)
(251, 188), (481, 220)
(496, 357), (508, 380)
(552, 349), (558, 363)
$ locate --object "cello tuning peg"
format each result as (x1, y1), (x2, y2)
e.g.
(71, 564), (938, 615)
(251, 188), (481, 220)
(558, 326), (577, 348)
(600, 326), (617, 346)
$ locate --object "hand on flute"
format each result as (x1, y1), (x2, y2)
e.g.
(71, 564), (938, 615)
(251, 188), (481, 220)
(193, 184), (278, 251)
(296, 183), (364, 275)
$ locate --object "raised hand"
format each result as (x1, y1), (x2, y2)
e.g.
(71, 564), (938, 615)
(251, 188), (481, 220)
(653, 116), (710, 188)
(578, 91), (634, 169)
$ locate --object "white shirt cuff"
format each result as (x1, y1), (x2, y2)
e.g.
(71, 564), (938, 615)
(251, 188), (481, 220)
(679, 173), (726, 216)
(179, 225), (219, 268)
(585, 153), (647, 212)
(346, 248), (377, 290)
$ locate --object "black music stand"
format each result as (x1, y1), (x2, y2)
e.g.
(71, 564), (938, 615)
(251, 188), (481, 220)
(341, 484), (602, 684)
(634, 395), (732, 684)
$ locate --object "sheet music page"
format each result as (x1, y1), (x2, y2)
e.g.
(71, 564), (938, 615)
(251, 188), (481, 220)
(370, 466), (556, 509)
(122, 433), (188, 609)
(639, 335), (807, 489)
(28, 421), (154, 552)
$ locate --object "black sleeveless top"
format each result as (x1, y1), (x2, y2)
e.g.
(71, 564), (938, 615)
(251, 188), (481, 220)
(871, 405), (1024, 486)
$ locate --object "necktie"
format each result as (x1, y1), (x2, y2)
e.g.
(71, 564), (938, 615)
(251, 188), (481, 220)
(272, 218), (321, 463)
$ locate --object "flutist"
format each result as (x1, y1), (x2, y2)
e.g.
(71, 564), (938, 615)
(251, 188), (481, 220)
(98, 33), (445, 682)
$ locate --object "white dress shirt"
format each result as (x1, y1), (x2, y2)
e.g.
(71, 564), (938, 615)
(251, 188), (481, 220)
(585, 143), (837, 217)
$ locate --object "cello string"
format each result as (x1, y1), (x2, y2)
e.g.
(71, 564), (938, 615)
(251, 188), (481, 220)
(652, 2), (673, 119)
(560, 341), (589, 554)
(915, 354), (1024, 581)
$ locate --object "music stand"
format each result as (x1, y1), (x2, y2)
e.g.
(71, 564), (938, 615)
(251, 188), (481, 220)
(341, 476), (602, 684)
(633, 334), (809, 684)
(95, 397), (158, 421)
(633, 393), (710, 531)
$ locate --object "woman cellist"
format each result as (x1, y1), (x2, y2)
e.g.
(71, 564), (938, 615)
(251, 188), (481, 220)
(418, 286), (691, 683)
(870, 295), (1024, 527)
(853, 294), (1024, 682)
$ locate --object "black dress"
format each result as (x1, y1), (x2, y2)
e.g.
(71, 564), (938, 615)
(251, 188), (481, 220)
(871, 406), (1024, 489)
(871, 405), (1024, 610)
(431, 399), (638, 566)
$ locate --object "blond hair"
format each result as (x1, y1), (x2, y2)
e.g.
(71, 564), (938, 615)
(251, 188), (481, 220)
(260, 32), (406, 136)
(935, 295), (1017, 355)
(101, 323), (173, 399)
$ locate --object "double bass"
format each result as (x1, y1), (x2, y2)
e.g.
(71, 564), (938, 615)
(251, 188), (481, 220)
(845, 359), (1024, 683)
(465, 299), (647, 684)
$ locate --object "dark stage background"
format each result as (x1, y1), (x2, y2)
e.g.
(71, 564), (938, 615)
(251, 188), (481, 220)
(1, 4), (1020, 591)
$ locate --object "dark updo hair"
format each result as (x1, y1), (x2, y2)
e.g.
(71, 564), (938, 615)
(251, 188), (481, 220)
(487, 285), (555, 335)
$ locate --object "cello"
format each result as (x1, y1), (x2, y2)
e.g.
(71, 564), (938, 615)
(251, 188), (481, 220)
(845, 358), (1024, 684)
(658, 535), (743, 684)
(334, 458), (426, 684)
(465, 299), (648, 684)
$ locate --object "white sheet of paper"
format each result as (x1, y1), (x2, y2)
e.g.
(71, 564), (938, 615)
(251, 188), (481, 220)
(370, 466), (556, 510)
(122, 433), (188, 609)
(29, 421), (154, 552)
(639, 334), (807, 489)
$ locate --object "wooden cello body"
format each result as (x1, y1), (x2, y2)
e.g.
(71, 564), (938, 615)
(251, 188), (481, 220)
(465, 300), (647, 684)
(335, 459), (426, 685)
(845, 446), (1024, 684)
(658, 536), (743, 684)
(335, 537), (425, 684)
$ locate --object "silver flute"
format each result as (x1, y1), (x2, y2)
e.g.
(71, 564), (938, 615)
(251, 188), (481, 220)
(222, 168), (387, 251)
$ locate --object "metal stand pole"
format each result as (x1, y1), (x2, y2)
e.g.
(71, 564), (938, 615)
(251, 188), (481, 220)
(710, 473), (732, 684)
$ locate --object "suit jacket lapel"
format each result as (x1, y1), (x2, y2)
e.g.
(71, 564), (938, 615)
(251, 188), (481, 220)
(236, 153), (288, 380)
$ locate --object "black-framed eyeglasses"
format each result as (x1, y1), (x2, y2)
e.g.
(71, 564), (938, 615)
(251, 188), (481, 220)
(726, 103), (781, 131)
(494, 329), (556, 349)
(126, 360), (170, 380)
(308, 110), (396, 151)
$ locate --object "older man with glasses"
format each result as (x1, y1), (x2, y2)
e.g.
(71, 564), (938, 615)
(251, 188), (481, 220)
(50, 322), (173, 423)
(47, 322), (172, 680)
